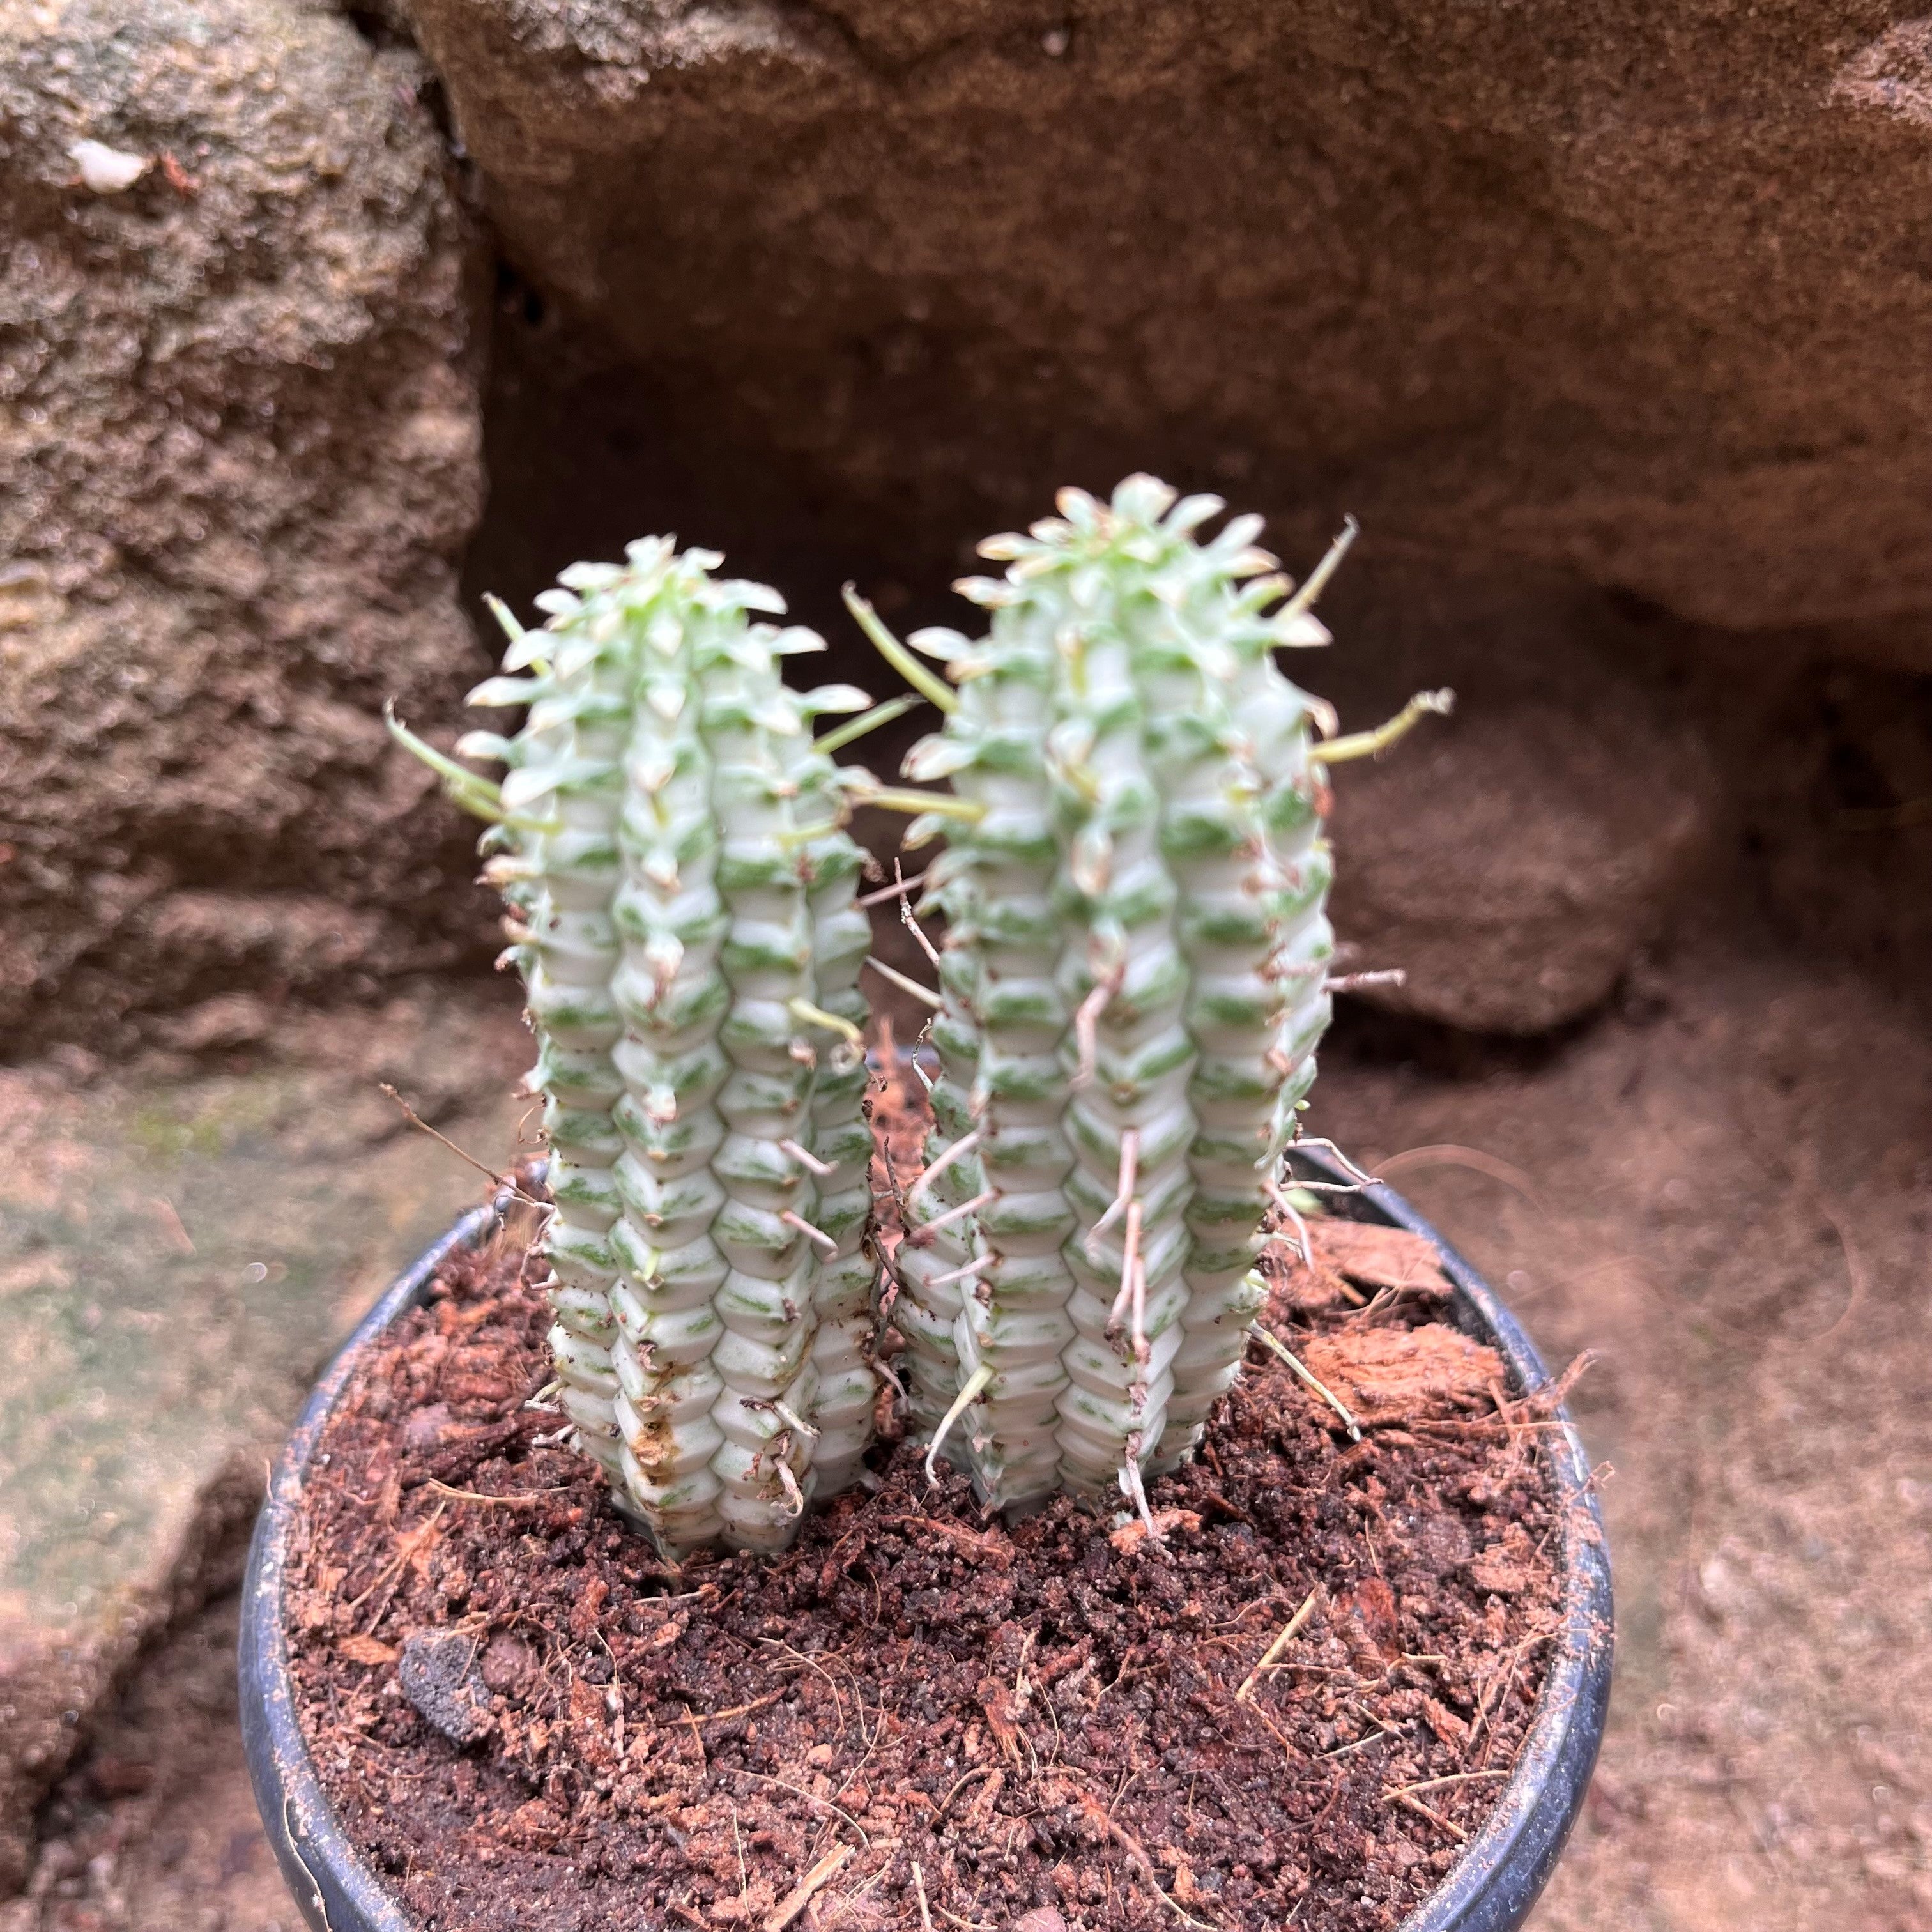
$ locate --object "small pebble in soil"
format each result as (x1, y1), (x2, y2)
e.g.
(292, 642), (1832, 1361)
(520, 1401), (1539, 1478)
(397, 1630), (493, 1745)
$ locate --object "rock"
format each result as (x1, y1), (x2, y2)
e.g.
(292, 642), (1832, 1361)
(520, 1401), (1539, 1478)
(480, 1629), (537, 1696)
(65, 139), (150, 195)
(397, 1630), (493, 1744)
(1335, 1576), (1400, 1664)
(1015, 1910), (1069, 1932)
(0, 0), (491, 1048)
(1328, 693), (1711, 1033)
(0, 992), (526, 1896)
(2, 1594), (304, 1932)
(406, 0), (1932, 666)
(151, 993), (275, 1055)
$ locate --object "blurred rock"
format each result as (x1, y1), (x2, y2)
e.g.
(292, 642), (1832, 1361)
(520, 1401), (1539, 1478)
(405, 0), (1932, 664)
(4, 1595), (303, 1932)
(150, 992), (273, 1055)
(0, 0), (490, 1048)
(1328, 694), (1710, 1034)
(0, 991), (525, 1896)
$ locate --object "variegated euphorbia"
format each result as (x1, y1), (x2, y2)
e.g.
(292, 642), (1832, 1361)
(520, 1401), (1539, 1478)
(873, 475), (1446, 1522)
(393, 539), (882, 1555)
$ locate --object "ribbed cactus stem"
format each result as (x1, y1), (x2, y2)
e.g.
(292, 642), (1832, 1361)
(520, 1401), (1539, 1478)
(887, 475), (1374, 1515)
(405, 540), (880, 1555)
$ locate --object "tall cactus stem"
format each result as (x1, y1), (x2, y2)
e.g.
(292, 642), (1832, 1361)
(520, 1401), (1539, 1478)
(389, 539), (882, 1556)
(887, 475), (1443, 1512)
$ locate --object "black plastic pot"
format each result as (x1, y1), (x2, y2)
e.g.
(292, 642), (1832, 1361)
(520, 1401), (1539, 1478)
(241, 1154), (1613, 1932)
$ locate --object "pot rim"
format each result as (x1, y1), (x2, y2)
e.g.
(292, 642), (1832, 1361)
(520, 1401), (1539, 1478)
(241, 1153), (1612, 1932)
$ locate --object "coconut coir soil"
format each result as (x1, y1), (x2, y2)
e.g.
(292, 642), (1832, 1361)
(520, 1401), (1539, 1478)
(286, 1075), (1570, 1932)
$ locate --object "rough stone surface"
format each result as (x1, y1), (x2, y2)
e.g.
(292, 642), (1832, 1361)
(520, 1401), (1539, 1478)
(0, 0), (491, 1048)
(1318, 947), (1932, 1932)
(408, 0), (1932, 664)
(0, 1593), (298, 1932)
(1327, 689), (1713, 1033)
(0, 986), (526, 1896)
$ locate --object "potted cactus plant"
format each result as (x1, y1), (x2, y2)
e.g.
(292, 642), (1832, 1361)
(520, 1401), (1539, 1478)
(241, 482), (1609, 1932)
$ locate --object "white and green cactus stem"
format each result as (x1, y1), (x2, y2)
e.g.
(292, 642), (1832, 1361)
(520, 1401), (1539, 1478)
(389, 540), (884, 1556)
(871, 475), (1447, 1521)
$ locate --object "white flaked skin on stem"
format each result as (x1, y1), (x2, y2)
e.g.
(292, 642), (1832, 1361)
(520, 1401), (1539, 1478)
(468, 542), (878, 1555)
(893, 476), (1337, 1514)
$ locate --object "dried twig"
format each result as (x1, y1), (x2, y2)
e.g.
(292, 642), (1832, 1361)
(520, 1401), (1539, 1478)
(935, 1907), (998, 1932)
(690, 1687), (788, 1728)
(912, 1129), (981, 1204)
(1050, 1775), (1220, 1929)
(857, 870), (930, 907)
(1384, 1770), (1508, 1800)
(378, 1085), (546, 1209)
(149, 1196), (196, 1255)
(735, 1771), (871, 1848)
(896, 859), (943, 965)
(344, 1501), (446, 1618)
(1087, 1128), (1141, 1260)
(878, 1515), (1013, 1568)
(781, 1209), (839, 1256)
(1250, 1327), (1361, 1441)
(1324, 969), (1407, 993)
(765, 1844), (853, 1932)
(424, 1480), (567, 1507)
(1388, 1790), (1466, 1841)
(1235, 1588), (1322, 1703)
(907, 1190), (996, 1246)
(1069, 958), (1126, 1090)
(1466, 1626), (1558, 1758)
(864, 954), (943, 1009)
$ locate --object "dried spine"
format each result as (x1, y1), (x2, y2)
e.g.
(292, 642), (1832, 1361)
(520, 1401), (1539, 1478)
(890, 476), (1345, 1512)
(450, 542), (878, 1553)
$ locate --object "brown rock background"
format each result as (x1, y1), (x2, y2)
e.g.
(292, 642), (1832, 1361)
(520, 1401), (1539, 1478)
(408, 0), (1932, 651)
(5, 0), (1932, 1041)
(410, 0), (1932, 1034)
(0, 0), (491, 1050)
